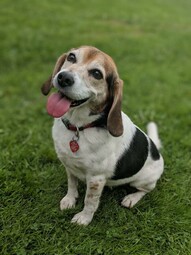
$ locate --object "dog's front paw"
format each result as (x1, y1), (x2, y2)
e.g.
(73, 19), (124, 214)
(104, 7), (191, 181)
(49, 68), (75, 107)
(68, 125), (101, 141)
(71, 211), (93, 226)
(60, 195), (76, 210)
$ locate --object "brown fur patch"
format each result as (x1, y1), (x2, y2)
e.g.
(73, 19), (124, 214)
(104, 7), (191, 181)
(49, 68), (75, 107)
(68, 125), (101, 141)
(83, 47), (102, 64)
(90, 182), (99, 190)
(90, 96), (108, 115)
(41, 54), (66, 96)
(87, 194), (94, 199)
(41, 76), (52, 95)
(107, 78), (123, 137)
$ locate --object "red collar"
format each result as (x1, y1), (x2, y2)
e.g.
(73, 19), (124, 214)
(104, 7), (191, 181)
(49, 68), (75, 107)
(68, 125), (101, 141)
(61, 117), (107, 153)
(61, 119), (95, 132)
(61, 117), (107, 132)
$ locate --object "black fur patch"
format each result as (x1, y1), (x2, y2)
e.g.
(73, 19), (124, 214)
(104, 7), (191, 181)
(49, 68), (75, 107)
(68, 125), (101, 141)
(149, 138), (160, 160)
(106, 74), (114, 89)
(111, 128), (149, 180)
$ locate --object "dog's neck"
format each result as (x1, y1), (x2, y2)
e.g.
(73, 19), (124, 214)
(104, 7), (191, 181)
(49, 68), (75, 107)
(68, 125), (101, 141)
(63, 105), (105, 128)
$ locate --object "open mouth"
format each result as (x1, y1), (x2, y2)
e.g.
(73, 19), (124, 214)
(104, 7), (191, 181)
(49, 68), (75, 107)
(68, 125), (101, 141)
(66, 94), (89, 108)
(46, 91), (89, 118)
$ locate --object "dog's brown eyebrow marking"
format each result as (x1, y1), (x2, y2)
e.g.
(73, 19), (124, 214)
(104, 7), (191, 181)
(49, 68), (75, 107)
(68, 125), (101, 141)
(84, 48), (118, 77)
(83, 47), (102, 63)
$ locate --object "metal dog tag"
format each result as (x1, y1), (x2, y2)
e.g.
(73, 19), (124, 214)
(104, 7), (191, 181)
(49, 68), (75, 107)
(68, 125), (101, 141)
(69, 126), (80, 153)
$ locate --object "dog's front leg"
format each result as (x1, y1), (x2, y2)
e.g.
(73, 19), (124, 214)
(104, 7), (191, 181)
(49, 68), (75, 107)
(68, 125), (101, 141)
(71, 175), (106, 225)
(60, 169), (78, 210)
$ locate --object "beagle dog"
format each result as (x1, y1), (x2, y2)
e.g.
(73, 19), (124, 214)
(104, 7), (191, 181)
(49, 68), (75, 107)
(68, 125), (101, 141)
(41, 46), (164, 225)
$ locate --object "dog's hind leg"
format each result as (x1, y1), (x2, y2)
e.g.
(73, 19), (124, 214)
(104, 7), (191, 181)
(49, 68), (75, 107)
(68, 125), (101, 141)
(121, 182), (156, 208)
(121, 190), (147, 208)
(60, 169), (79, 210)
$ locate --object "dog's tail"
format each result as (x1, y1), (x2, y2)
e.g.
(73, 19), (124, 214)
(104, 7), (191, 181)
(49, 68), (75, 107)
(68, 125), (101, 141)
(147, 122), (162, 150)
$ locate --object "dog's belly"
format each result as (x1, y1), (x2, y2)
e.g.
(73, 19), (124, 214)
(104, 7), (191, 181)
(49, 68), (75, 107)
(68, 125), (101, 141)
(58, 153), (117, 182)
(54, 141), (118, 181)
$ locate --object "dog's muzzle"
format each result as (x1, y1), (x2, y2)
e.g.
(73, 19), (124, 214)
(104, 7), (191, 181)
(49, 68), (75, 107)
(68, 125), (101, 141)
(57, 71), (74, 88)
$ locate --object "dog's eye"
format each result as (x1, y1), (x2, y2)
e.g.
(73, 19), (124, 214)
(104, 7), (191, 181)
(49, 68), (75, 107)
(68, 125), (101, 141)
(89, 69), (103, 80)
(67, 53), (76, 63)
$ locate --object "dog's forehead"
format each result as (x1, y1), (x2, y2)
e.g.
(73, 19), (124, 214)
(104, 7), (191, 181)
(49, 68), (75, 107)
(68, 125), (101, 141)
(69, 46), (117, 73)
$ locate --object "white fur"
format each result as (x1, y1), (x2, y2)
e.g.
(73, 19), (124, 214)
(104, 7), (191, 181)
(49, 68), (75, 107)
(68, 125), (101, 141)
(45, 46), (164, 225)
(53, 112), (164, 225)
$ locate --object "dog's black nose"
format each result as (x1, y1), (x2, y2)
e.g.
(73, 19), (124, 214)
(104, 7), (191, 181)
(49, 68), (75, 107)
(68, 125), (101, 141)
(57, 72), (74, 87)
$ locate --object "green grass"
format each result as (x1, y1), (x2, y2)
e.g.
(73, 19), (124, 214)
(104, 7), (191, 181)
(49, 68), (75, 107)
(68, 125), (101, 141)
(0, 0), (191, 254)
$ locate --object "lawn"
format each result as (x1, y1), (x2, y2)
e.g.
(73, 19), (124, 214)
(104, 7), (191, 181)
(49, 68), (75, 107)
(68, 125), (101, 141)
(0, 0), (191, 254)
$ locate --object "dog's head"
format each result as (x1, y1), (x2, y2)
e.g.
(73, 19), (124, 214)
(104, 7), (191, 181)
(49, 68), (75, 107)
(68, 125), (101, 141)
(41, 46), (123, 137)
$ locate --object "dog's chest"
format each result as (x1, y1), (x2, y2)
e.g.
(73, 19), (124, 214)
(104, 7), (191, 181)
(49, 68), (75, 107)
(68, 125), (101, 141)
(52, 119), (120, 180)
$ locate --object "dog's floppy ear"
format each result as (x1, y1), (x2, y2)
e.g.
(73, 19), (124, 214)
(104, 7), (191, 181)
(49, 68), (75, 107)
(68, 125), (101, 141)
(41, 76), (52, 96)
(41, 53), (67, 95)
(107, 77), (123, 137)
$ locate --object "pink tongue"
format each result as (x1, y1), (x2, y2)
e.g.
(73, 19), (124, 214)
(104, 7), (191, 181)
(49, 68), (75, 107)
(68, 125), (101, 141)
(46, 93), (71, 118)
